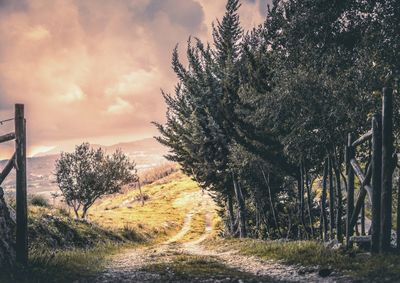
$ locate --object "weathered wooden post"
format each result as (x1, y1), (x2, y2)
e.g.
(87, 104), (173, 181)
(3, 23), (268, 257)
(15, 104), (28, 265)
(346, 134), (355, 248)
(381, 87), (394, 253)
(371, 114), (382, 253)
(361, 203), (365, 236)
(397, 175), (400, 250)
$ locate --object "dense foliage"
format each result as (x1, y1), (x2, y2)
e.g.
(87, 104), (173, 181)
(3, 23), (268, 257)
(155, 0), (400, 241)
(55, 143), (138, 218)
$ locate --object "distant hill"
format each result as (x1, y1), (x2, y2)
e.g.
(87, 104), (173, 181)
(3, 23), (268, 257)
(35, 138), (166, 156)
(0, 138), (168, 197)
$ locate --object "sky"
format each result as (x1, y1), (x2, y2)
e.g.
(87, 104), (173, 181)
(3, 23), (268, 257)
(0, 0), (270, 159)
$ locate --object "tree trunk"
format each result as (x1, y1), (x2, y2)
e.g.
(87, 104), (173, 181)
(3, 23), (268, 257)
(233, 175), (246, 238)
(333, 155), (343, 243)
(73, 206), (80, 219)
(0, 187), (16, 269)
(321, 158), (329, 241)
(319, 204), (323, 240)
(287, 209), (292, 239)
(305, 167), (314, 238)
(346, 134), (355, 248)
(300, 162), (309, 239)
(255, 204), (260, 238)
(328, 155), (335, 240)
(227, 193), (235, 235)
(81, 208), (88, 219)
(260, 168), (282, 237)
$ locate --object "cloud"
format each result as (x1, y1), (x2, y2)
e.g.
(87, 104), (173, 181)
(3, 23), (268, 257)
(105, 69), (160, 97)
(0, 0), (266, 158)
(25, 25), (50, 40)
(59, 85), (85, 103)
(107, 97), (134, 115)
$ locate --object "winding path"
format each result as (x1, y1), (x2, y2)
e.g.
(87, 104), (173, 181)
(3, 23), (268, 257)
(95, 192), (353, 283)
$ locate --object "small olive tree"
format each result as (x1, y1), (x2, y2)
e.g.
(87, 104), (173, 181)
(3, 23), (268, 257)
(55, 143), (138, 218)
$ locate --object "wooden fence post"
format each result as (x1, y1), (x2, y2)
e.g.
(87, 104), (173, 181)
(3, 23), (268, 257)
(397, 175), (400, 250)
(346, 134), (355, 248)
(15, 104), (28, 265)
(381, 87), (394, 253)
(371, 114), (382, 253)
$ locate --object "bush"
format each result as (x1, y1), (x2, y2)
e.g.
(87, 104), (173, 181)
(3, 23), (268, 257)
(121, 225), (146, 242)
(55, 143), (138, 219)
(30, 195), (49, 207)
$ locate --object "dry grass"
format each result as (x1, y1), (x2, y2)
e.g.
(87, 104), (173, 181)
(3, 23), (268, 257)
(89, 171), (201, 241)
(181, 212), (207, 242)
(205, 238), (400, 281)
(139, 162), (179, 186)
(14, 171), (204, 283)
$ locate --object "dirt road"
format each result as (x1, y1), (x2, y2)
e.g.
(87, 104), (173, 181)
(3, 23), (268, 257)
(94, 192), (352, 283)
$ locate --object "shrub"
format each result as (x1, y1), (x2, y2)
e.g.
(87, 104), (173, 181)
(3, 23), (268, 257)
(55, 143), (138, 219)
(30, 195), (49, 207)
(121, 225), (146, 242)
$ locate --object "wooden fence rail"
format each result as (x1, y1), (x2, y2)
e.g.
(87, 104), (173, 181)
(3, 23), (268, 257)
(0, 104), (28, 265)
(343, 87), (396, 254)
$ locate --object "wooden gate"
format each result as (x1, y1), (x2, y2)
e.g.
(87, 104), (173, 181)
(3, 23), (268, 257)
(0, 104), (28, 265)
(345, 87), (396, 253)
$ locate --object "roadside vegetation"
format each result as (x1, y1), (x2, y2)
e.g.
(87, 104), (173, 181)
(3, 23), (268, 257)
(89, 171), (199, 237)
(203, 237), (400, 281)
(1, 165), (195, 283)
(155, 0), (400, 257)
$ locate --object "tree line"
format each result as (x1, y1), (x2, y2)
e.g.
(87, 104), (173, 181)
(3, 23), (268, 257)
(155, 0), (400, 242)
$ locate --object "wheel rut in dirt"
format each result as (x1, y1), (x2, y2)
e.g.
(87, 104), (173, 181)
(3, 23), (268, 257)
(95, 191), (352, 283)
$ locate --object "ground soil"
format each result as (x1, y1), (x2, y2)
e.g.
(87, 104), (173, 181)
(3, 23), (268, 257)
(94, 192), (354, 283)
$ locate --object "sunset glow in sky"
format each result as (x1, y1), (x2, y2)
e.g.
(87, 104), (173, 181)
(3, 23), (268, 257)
(0, 0), (269, 159)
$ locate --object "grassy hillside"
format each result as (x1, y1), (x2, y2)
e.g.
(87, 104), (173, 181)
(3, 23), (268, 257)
(89, 172), (200, 240)
(10, 171), (202, 283)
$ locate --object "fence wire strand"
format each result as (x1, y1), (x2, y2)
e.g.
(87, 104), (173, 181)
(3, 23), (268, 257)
(0, 118), (14, 125)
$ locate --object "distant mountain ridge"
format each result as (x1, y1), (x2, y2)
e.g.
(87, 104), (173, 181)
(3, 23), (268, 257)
(34, 137), (166, 157)
(0, 138), (168, 196)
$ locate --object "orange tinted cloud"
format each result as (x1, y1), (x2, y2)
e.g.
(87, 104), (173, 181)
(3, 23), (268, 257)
(0, 0), (268, 159)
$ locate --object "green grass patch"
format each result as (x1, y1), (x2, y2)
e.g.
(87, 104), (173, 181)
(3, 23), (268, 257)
(11, 205), (143, 283)
(27, 243), (122, 282)
(207, 238), (400, 281)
